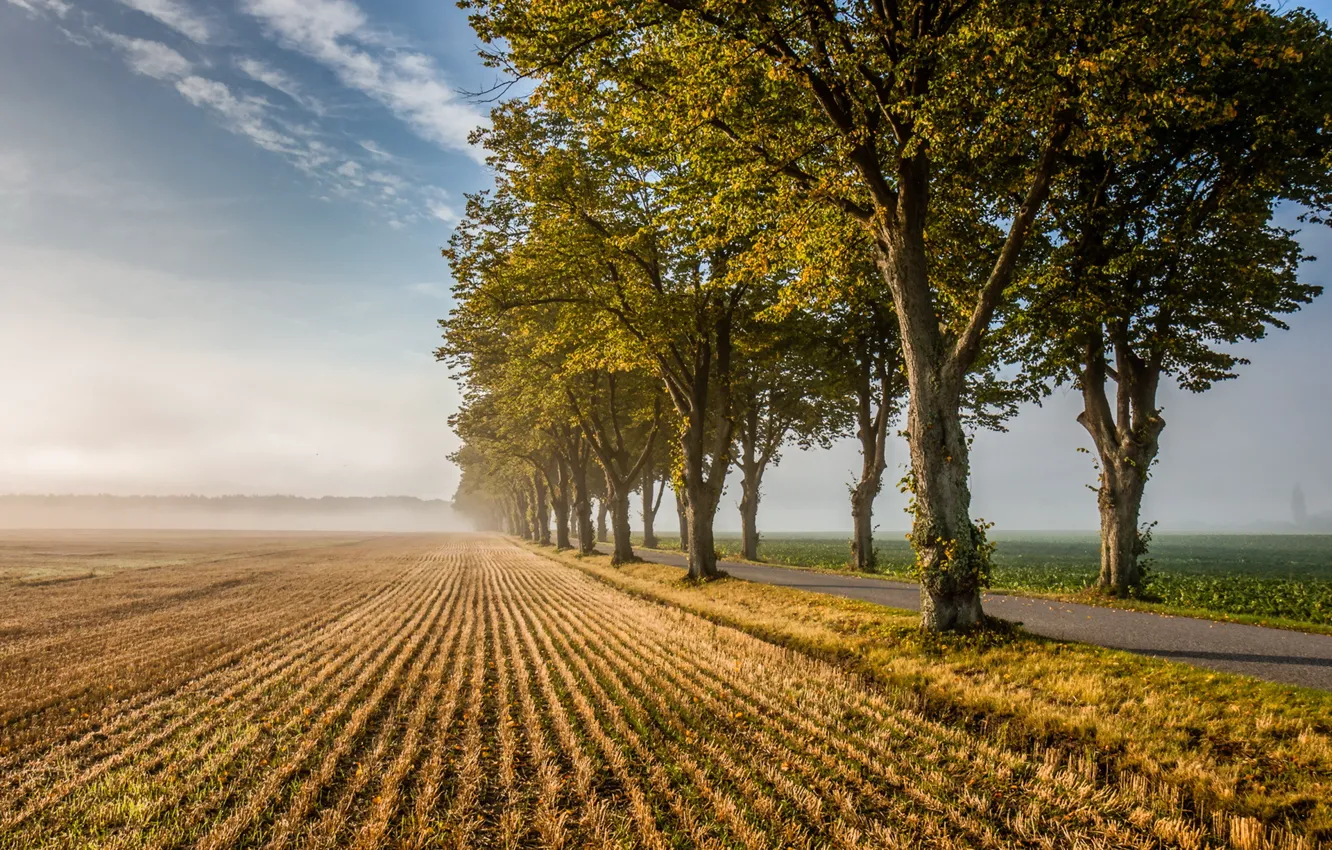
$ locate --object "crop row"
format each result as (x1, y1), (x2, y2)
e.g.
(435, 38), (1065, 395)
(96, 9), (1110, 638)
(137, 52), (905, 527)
(1, 536), (1315, 848)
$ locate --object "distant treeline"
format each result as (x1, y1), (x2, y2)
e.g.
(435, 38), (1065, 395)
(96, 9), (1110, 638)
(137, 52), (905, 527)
(0, 494), (465, 531)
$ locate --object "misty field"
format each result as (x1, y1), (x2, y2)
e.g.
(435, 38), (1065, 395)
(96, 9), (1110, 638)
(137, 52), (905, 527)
(0, 533), (1326, 849)
(648, 533), (1332, 628)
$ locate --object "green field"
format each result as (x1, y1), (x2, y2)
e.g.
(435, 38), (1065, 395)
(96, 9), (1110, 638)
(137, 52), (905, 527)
(638, 532), (1332, 628)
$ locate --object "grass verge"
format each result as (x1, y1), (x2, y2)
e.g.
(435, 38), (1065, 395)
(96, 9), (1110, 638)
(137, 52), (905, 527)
(634, 539), (1332, 636)
(526, 540), (1332, 843)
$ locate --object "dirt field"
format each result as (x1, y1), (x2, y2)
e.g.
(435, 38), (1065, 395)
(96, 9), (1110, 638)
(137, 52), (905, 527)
(0, 533), (1315, 848)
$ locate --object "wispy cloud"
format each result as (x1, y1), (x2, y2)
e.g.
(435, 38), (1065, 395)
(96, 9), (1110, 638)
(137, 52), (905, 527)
(174, 76), (300, 156)
(94, 31), (333, 179)
(99, 30), (193, 80)
(427, 201), (458, 223)
(236, 56), (327, 115)
(14, 0), (470, 231)
(115, 0), (212, 43)
(96, 31), (305, 163)
(5, 0), (70, 19)
(358, 140), (394, 161)
(241, 0), (485, 161)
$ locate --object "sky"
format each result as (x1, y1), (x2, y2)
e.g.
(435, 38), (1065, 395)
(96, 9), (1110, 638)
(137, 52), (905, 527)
(2, 0), (1331, 532)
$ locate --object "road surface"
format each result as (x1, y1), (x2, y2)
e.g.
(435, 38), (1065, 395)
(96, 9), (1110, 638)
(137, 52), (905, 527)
(599, 545), (1332, 691)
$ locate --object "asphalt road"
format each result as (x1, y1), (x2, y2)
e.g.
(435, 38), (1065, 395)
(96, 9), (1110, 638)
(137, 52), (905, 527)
(598, 545), (1332, 691)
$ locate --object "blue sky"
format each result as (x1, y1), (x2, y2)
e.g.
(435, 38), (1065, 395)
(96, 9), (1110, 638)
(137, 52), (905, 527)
(2, 0), (1331, 531)
(0, 0), (492, 499)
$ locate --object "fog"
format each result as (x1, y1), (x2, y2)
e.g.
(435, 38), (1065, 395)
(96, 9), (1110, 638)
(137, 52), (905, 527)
(0, 496), (467, 532)
(3, 0), (1331, 535)
(5, 226), (1332, 534)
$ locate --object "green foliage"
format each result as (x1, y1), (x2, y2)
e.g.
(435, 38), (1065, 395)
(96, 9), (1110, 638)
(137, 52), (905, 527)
(1009, 7), (1332, 394)
(452, 0), (1332, 622)
(908, 518), (997, 592)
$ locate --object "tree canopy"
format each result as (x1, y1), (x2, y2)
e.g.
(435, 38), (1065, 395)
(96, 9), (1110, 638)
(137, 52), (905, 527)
(442, 0), (1332, 630)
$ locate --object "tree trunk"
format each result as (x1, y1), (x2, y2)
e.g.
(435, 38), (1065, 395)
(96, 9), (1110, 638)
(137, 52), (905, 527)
(610, 491), (635, 564)
(737, 405), (762, 561)
(641, 467), (660, 549)
(681, 425), (723, 579)
(685, 480), (717, 578)
(522, 489), (535, 541)
(850, 481), (876, 571)
(1098, 460), (1149, 595)
(596, 498), (609, 544)
(1078, 334), (1165, 598)
(553, 460), (572, 550)
(907, 373), (985, 631)
(849, 344), (890, 571)
(506, 499), (519, 538)
(532, 470), (551, 546)
(572, 458), (595, 555)
(674, 481), (689, 553)
(739, 484), (759, 561)
(878, 212), (975, 630)
(513, 490), (531, 540)
(878, 221), (985, 632)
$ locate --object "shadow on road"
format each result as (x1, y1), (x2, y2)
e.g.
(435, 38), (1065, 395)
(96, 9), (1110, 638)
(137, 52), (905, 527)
(1146, 649), (1332, 668)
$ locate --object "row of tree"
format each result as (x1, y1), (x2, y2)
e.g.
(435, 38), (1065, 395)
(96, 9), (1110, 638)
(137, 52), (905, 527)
(440, 0), (1332, 631)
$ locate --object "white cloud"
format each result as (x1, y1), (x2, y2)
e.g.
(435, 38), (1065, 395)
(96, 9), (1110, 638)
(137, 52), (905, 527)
(100, 31), (193, 80)
(358, 139), (394, 161)
(93, 33), (340, 184)
(18, 6), (461, 228)
(242, 0), (485, 161)
(5, 0), (70, 19)
(175, 75), (299, 155)
(365, 169), (405, 188)
(428, 201), (457, 223)
(290, 137), (337, 174)
(235, 56), (326, 114)
(116, 0), (212, 43)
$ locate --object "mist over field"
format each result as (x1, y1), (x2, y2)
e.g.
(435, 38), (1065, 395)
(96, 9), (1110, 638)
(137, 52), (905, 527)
(0, 495), (467, 532)
(2, 0), (1330, 535)
(3, 222), (1329, 534)
(4, 1), (1332, 846)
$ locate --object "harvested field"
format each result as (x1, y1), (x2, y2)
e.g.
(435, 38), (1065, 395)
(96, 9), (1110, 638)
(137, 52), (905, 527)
(0, 533), (1318, 849)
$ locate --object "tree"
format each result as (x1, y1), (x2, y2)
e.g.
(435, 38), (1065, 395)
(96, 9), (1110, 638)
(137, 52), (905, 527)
(529, 464), (551, 545)
(438, 265), (593, 554)
(673, 477), (689, 553)
(465, 0), (1256, 630)
(731, 311), (850, 559)
(637, 430), (670, 548)
(568, 369), (663, 563)
(835, 294), (907, 572)
(1015, 9), (1332, 595)
(596, 499), (608, 544)
(454, 101), (772, 579)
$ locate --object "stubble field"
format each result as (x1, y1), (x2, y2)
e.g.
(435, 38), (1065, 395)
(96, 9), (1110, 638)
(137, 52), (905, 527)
(0, 532), (1321, 849)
